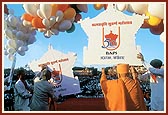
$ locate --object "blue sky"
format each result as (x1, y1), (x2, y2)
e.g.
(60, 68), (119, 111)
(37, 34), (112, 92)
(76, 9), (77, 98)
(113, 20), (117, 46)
(3, 3), (165, 69)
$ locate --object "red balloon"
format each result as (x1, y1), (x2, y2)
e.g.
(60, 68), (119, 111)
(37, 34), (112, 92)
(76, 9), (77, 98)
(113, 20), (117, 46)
(141, 21), (151, 29)
(74, 13), (82, 23)
(4, 4), (9, 15)
(150, 20), (164, 35)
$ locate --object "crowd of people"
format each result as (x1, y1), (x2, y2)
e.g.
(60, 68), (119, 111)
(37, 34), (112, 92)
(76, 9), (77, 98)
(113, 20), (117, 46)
(4, 58), (164, 111)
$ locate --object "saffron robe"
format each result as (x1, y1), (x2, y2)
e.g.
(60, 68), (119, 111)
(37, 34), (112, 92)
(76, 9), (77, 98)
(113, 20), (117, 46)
(100, 74), (147, 111)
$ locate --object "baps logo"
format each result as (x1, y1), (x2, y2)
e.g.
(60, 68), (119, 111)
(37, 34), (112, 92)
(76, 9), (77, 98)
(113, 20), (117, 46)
(102, 27), (120, 50)
(51, 64), (63, 85)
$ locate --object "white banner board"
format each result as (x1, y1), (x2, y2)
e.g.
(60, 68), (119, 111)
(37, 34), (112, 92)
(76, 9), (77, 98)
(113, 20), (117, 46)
(79, 4), (146, 66)
(29, 45), (81, 97)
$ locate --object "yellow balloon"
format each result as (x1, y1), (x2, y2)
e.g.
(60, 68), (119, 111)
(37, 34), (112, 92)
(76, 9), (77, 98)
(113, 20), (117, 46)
(145, 12), (162, 26)
(94, 4), (104, 10)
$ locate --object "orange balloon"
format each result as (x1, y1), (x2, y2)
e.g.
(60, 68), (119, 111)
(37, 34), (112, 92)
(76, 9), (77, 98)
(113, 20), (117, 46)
(63, 7), (76, 20)
(51, 4), (69, 16)
(94, 4), (104, 10)
(57, 4), (69, 12)
(22, 13), (34, 22)
(32, 17), (45, 28)
(51, 4), (58, 16)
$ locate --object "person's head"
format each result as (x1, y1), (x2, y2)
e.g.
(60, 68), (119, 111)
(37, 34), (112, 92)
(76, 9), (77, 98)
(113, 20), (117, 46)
(16, 69), (26, 80)
(116, 64), (129, 78)
(150, 59), (163, 69)
(40, 69), (51, 81)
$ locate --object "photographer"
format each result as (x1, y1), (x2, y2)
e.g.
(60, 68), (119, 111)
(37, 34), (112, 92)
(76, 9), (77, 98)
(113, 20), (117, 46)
(100, 64), (147, 111)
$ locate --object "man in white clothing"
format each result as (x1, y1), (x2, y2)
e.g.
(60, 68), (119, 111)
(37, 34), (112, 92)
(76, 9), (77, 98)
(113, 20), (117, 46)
(139, 59), (164, 111)
(14, 69), (32, 111)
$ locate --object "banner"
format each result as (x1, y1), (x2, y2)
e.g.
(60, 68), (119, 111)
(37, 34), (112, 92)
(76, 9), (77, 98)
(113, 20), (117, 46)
(29, 45), (81, 97)
(79, 4), (146, 66)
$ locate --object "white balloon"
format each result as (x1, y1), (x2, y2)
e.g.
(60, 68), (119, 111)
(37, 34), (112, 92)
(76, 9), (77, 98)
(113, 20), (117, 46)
(28, 36), (36, 44)
(42, 18), (50, 28)
(129, 4), (148, 14)
(4, 29), (13, 39)
(17, 50), (25, 56)
(116, 4), (128, 11)
(23, 4), (38, 17)
(50, 29), (59, 35)
(23, 20), (32, 27)
(17, 40), (24, 48)
(4, 50), (9, 55)
(49, 16), (56, 27)
(40, 4), (52, 19)
(56, 10), (64, 22)
(160, 31), (165, 43)
(148, 4), (164, 19)
(8, 9), (14, 15)
(7, 54), (14, 61)
(16, 31), (24, 40)
(8, 15), (18, 27)
(58, 20), (72, 31)
(7, 39), (17, 49)
(7, 48), (16, 54)
(37, 9), (45, 19)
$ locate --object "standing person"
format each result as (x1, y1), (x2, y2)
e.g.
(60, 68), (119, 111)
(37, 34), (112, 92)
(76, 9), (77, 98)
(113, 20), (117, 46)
(139, 59), (164, 111)
(100, 64), (147, 111)
(14, 69), (32, 111)
(29, 68), (57, 111)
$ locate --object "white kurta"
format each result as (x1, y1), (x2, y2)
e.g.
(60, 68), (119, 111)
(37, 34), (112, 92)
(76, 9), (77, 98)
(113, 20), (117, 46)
(14, 79), (32, 111)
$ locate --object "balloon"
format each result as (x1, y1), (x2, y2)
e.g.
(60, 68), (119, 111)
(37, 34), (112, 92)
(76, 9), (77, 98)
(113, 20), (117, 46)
(140, 21), (151, 28)
(50, 28), (59, 35)
(66, 23), (75, 33)
(4, 4), (9, 15)
(145, 12), (162, 26)
(5, 29), (13, 39)
(28, 36), (36, 44)
(21, 13), (34, 22)
(104, 4), (108, 10)
(4, 50), (8, 55)
(63, 7), (76, 20)
(94, 4), (104, 10)
(76, 4), (88, 13)
(129, 4), (148, 14)
(42, 18), (50, 28)
(8, 15), (18, 27)
(150, 20), (164, 35)
(7, 48), (16, 54)
(23, 20), (32, 27)
(44, 30), (52, 38)
(49, 16), (56, 27)
(40, 4), (52, 19)
(37, 9), (45, 19)
(57, 4), (69, 12)
(116, 4), (128, 11)
(148, 4), (164, 19)
(16, 31), (24, 40)
(74, 13), (82, 23)
(23, 4), (38, 17)
(7, 39), (17, 49)
(58, 20), (72, 31)
(17, 40), (24, 48)
(17, 50), (25, 56)
(7, 54), (14, 61)
(32, 17), (45, 28)
(56, 10), (64, 22)
(160, 31), (165, 43)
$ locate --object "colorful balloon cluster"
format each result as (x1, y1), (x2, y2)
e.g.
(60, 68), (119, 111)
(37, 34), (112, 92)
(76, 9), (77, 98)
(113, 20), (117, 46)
(21, 4), (88, 38)
(4, 7), (37, 61)
(93, 3), (164, 36)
